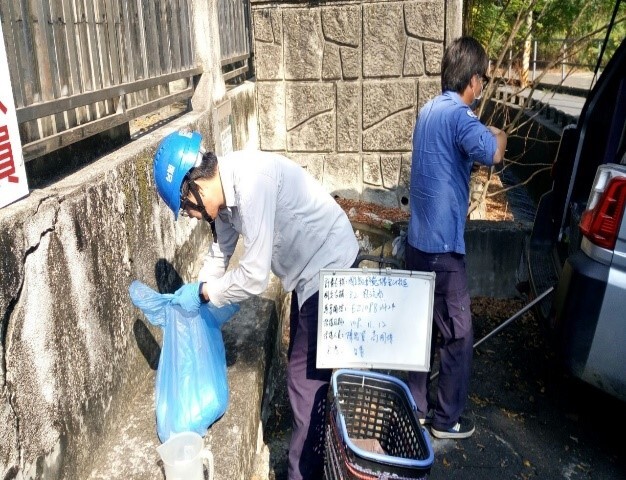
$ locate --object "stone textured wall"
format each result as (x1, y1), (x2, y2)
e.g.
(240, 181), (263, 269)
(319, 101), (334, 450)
(0, 0), (261, 471)
(252, 0), (457, 208)
(0, 72), (259, 477)
(0, 115), (210, 479)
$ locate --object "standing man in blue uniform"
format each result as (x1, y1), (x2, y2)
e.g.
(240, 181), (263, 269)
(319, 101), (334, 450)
(406, 36), (507, 439)
(152, 131), (359, 479)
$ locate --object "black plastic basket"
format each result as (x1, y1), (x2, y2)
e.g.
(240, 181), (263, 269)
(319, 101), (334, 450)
(324, 369), (434, 480)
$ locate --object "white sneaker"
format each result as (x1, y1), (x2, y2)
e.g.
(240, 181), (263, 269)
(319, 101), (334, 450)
(430, 416), (475, 439)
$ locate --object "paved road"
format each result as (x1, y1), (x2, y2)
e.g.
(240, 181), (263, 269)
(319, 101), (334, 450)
(497, 70), (597, 121)
(537, 70), (597, 91)
(527, 88), (586, 117)
(426, 296), (625, 480)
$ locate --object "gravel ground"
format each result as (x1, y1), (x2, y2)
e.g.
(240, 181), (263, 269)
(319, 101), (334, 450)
(263, 296), (626, 480)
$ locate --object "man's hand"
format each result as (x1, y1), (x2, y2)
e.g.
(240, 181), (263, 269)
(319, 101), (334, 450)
(171, 282), (203, 313)
(488, 125), (507, 164)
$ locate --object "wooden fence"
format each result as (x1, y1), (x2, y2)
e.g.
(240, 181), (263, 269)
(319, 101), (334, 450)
(0, 0), (202, 162)
(218, 0), (252, 84)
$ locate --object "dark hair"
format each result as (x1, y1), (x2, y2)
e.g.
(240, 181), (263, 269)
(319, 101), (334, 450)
(441, 36), (488, 94)
(180, 151), (218, 199)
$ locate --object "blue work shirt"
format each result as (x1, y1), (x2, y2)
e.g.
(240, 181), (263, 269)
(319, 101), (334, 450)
(408, 91), (497, 255)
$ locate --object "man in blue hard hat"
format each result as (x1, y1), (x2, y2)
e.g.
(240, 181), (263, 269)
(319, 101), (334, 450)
(153, 129), (359, 480)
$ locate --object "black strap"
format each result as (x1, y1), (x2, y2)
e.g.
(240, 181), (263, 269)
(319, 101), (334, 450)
(187, 181), (215, 226)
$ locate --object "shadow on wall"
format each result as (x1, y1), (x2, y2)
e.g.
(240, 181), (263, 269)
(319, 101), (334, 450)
(25, 125), (132, 189)
(134, 320), (160, 371)
(154, 258), (185, 294)
(132, 258), (186, 371)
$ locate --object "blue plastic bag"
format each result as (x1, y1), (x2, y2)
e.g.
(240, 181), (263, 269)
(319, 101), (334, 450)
(128, 280), (240, 443)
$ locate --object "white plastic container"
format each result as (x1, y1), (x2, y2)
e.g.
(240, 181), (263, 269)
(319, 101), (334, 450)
(156, 431), (213, 480)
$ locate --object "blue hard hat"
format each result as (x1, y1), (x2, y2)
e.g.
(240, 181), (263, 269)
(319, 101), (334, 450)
(153, 130), (202, 219)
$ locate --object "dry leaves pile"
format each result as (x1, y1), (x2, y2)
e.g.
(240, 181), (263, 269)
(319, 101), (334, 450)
(335, 197), (409, 230)
(471, 296), (531, 321)
(334, 166), (513, 229)
(471, 166), (515, 221)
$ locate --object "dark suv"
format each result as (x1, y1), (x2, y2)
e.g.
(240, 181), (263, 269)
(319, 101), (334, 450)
(526, 37), (626, 402)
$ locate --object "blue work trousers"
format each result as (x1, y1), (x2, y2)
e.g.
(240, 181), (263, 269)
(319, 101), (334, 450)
(287, 291), (332, 480)
(405, 243), (473, 431)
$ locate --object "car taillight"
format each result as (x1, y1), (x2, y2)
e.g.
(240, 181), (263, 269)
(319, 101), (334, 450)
(579, 174), (626, 249)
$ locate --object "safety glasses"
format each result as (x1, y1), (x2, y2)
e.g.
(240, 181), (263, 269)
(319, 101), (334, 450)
(179, 174), (213, 224)
(179, 174), (201, 217)
(179, 198), (204, 217)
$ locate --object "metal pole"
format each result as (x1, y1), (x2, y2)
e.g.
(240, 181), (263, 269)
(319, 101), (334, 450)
(532, 40), (537, 82)
(562, 42), (566, 81)
(473, 286), (554, 349)
(508, 49), (512, 79)
(429, 287), (555, 381)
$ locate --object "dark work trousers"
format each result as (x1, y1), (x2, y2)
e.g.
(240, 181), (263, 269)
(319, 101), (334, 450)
(287, 291), (332, 480)
(404, 242), (474, 431)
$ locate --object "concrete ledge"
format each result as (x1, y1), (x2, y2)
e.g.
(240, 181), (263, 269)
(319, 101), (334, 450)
(85, 276), (286, 480)
(0, 107), (257, 479)
(465, 220), (532, 298)
(353, 220), (532, 299)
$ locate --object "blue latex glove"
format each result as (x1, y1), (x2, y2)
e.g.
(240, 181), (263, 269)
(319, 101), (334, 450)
(171, 282), (202, 313)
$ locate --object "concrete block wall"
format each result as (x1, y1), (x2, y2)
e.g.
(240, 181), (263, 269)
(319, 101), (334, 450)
(0, 9), (260, 472)
(465, 220), (531, 298)
(0, 87), (263, 478)
(251, 0), (462, 209)
(0, 113), (209, 478)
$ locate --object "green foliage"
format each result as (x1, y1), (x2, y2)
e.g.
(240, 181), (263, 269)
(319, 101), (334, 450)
(463, 0), (625, 216)
(465, 0), (625, 71)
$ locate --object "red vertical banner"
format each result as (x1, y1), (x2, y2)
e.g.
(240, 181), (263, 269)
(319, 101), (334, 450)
(0, 20), (29, 209)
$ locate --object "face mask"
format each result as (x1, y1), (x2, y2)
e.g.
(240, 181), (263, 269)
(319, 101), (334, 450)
(474, 80), (483, 101)
(470, 78), (483, 110)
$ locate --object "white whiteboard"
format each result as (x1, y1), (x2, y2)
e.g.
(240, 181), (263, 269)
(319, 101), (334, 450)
(316, 268), (435, 371)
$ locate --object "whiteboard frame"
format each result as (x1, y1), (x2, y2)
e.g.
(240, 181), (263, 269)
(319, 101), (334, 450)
(316, 267), (435, 371)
